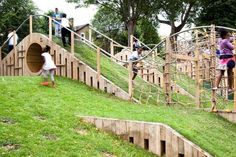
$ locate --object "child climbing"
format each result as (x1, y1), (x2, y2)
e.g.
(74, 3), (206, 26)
(41, 45), (57, 87)
(128, 46), (143, 80)
(213, 29), (235, 92)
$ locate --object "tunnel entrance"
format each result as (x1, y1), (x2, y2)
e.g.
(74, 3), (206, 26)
(26, 43), (44, 73)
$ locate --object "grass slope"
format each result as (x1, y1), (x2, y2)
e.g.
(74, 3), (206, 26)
(1, 76), (236, 157)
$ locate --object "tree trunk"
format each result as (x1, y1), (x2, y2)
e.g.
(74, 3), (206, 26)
(126, 20), (136, 47)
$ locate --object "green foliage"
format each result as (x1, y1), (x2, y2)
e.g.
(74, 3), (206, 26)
(67, 0), (159, 44)
(195, 0), (236, 27)
(0, 0), (37, 44)
(135, 18), (161, 45)
(91, 6), (161, 48)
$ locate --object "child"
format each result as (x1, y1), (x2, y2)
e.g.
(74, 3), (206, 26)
(213, 29), (235, 92)
(41, 45), (57, 87)
(128, 46), (143, 80)
(7, 28), (18, 53)
(61, 13), (71, 47)
(52, 8), (62, 37)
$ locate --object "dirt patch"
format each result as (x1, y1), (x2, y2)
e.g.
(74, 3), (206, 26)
(74, 128), (88, 136)
(0, 117), (15, 124)
(1, 143), (20, 151)
(43, 134), (58, 141)
(34, 115), (47, 121)
(102, 152), (116, 157)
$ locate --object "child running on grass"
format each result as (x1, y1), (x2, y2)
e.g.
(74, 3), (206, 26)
(41, 45), (57, 87)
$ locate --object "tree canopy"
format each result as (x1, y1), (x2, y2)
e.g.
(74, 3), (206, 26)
(195, 0), (236, 28)
(0, 0), (37, 44)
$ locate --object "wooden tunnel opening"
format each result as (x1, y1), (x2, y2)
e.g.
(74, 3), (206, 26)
(26, 43), (44, 73)
(160, 140), (166, 156)
(144, 139), (149, 150)
(179, 153), (184, 157)
(129, 137), (134, 143)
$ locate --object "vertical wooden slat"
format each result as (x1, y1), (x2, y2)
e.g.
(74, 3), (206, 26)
(195, 30), (201, 108)
(71, 32), (74, 55)
(164, 37), (172, 105)
(89, 27), (92, 42)
(128, 61), (133, 99)
(29, 15), (33, 35)
(130, 34), (133, 51)
(97, 48), (101, 80)
(210, 25), (217, 111)
(110, 40), (114, 57)
(49, 16), (52, 41)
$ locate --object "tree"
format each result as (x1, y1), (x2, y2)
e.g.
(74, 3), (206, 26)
(195, 0), (236, 28)
(67, 0), (159, 46)
(0, 0), (37, 45)
(91, 6), (160, 51)
(157, 0), (199, 35)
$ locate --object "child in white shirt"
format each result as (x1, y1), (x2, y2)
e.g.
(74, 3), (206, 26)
(41, 45), (57, 87)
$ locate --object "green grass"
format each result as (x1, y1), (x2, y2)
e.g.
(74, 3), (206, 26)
(0, 77), (156, 157)
(1, 76), (236, 157)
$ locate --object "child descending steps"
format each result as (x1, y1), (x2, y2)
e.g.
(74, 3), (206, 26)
(41, 45), (57, 87)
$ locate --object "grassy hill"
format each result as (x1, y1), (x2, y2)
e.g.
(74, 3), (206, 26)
(0, 76), (236, 157)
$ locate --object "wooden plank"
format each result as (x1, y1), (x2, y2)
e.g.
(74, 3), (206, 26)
(172, 134), (179, 157)
(172, 54), (196, 61)
(165, 128), (173, 157)
(145, 123), (161, 156)
(115, 120), (128, 140)
(184, 141), (193, 157)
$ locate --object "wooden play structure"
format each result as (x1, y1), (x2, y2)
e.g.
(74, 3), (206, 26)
(1, 15), (236, 112)
(1, 14), (236, 157)
(81, 116), (212, 157)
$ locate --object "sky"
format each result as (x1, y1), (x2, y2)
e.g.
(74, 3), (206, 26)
(32, 0), (171, 37)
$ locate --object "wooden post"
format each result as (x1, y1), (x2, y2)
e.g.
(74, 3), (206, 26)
(29, 15), (33, 34)
(234, 68), (236, 111)
(97, 48), (101, 80)
(49, 16), (52, 41)
(89, 27), (92, 42)
(13, 30), (17, 71)
(110, 40), (114, 57)
(130, 34), (133, 51)
(0, 47), (2, 63)
(128, 61), (133, 99)
(210, 25), (217, 111)
(194, 30), (201, 108)
(164, 37), (172, 105)
(71, 31), (74, 55)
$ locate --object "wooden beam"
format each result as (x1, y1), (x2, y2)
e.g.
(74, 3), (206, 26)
(97, 48), (101, 80)
(130, 34), (133, 51)
(164, 37), (172, 105)
(128, 61), (133, 99)
(29, 15), (33, 34)
(194, 30), (201, 108)
(172, 54), (196, 61)
(110, 40), (114, 57)
(49, 16), (52, 41)
(210, 25), (217, 111)
(71, 32), (74, 55)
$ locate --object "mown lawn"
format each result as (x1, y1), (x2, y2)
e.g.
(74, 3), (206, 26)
(0, 76), (236, 157)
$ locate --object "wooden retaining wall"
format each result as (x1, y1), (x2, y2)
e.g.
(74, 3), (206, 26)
(0, 33), (130, 101)
(81, 116), (212, 157)
(217, 111), (236, 124)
